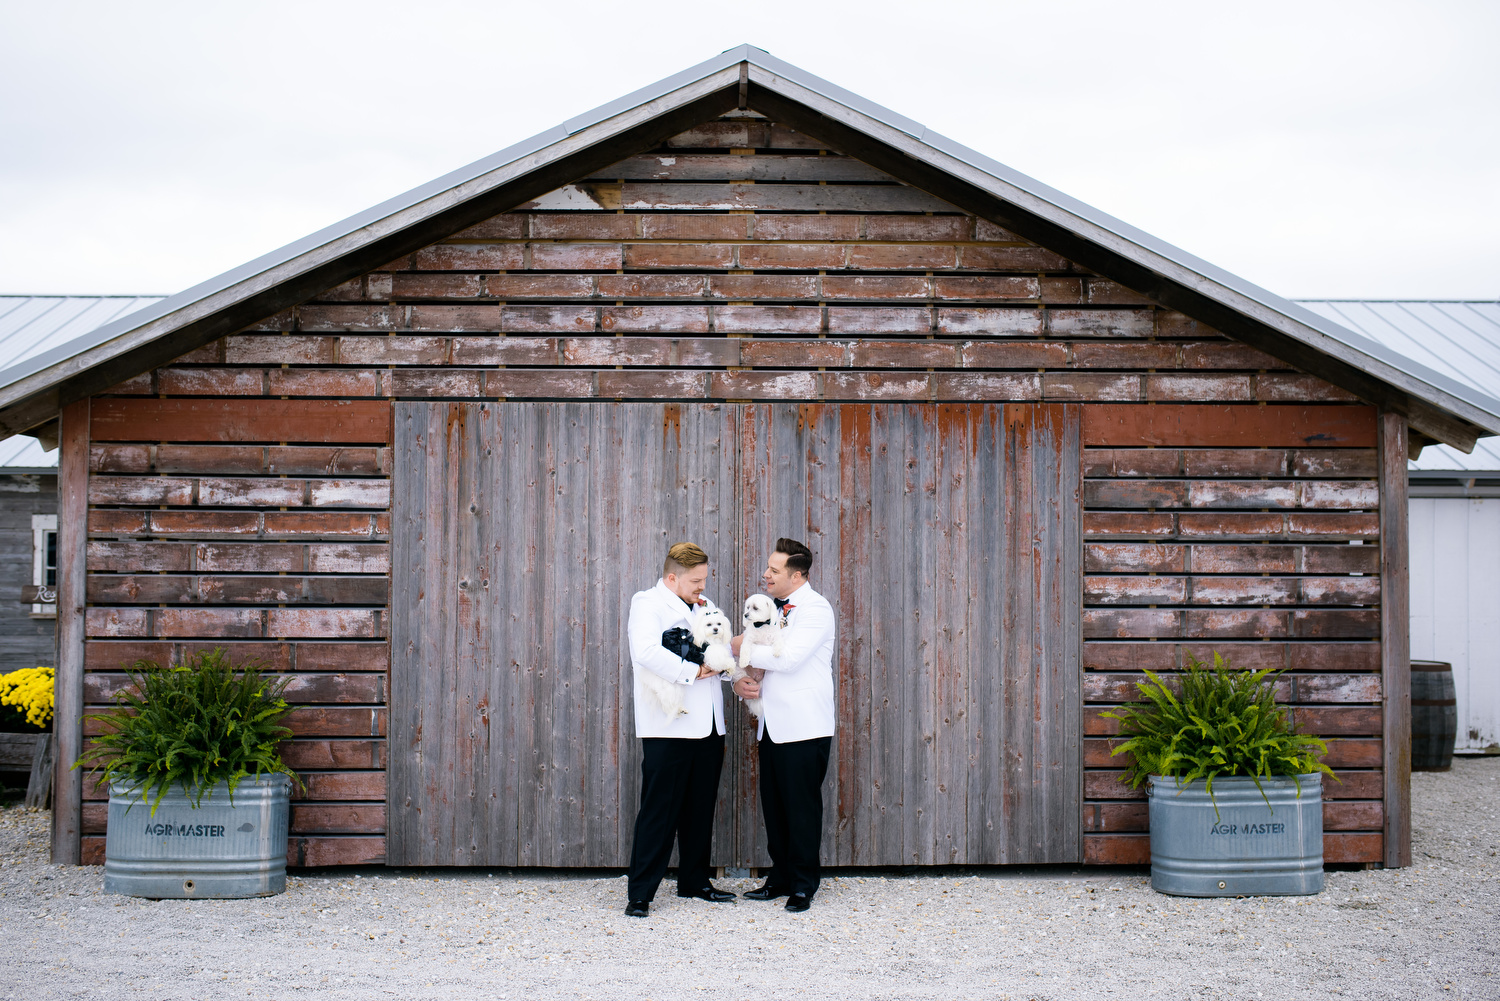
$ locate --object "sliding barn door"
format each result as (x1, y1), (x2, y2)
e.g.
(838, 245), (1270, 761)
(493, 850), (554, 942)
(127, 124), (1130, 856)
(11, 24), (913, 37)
(388, 402), (743, 865)
(390, 401), (1081, 867)
(732, 403), (1082, 866)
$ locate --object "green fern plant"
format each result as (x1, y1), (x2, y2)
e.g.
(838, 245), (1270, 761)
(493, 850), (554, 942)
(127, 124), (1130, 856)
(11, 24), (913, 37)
(1103, 651), (1335, 810)
(76, 648), (302, 814)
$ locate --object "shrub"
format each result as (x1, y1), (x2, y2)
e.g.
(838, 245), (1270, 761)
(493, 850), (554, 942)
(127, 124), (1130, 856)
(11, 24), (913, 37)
(0, 667), (54, 731)
(1103, 651), (1334, 807)
(76, 648), (301, 813)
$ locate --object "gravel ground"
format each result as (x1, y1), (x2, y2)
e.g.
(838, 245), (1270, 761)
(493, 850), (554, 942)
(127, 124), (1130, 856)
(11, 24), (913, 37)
(1, 759), (1497, 1001)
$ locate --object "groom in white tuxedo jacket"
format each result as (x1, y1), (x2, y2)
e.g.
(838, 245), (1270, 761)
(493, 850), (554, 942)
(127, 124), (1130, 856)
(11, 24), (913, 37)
(731, 538), (835, 913)
(622, 542), (736, 917)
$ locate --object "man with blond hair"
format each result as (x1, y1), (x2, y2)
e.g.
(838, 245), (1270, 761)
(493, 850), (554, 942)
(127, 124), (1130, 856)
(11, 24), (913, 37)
(622, 542), (736, 917)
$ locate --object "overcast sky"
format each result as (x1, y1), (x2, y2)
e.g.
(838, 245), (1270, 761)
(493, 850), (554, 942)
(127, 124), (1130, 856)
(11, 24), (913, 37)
(1, 0), (1494, 302)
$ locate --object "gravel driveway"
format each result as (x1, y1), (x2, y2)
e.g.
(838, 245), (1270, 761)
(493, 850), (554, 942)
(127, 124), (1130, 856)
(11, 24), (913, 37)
(2, 759), (1497, 1000)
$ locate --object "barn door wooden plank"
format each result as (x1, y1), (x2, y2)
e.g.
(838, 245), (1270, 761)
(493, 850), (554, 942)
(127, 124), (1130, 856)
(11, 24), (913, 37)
(488, 403), (528, 866)
(800, 404), (844, 869)
(933, 403), (972, 865)
(730, 404), (767, 865)
(513, 404), (549, 866)
(683, 404), (741, 868)
(549, 403), (591, 865)
(900, 405), (938, 865)
(584, 404), (626, 863)
(966, 405), (1005, 860)
(452, 403), (492, 864)
(390, 402), (458, 865)
(867, 404), (906, 864)
(1007, 403), (1083, 863)
(1000, 404), (1035, 863)
(1039, 403), (1083, 862)
(835, 405), (874, 865)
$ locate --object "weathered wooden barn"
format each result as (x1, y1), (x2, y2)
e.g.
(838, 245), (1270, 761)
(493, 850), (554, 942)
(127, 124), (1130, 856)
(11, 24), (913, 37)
(4, 47), (1497, 871)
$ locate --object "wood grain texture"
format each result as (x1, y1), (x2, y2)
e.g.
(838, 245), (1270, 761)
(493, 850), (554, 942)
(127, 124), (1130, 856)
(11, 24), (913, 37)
(52, 398), (88, 865)
(1379, 411), (1412, 867)
(1081, 406), (1376, 448)
(90, 400), (393, 444)
(390, 402), (1081, 866)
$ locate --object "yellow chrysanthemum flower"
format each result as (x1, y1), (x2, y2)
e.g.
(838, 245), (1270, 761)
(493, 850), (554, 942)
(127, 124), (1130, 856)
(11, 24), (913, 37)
(0, 667), (54, 728)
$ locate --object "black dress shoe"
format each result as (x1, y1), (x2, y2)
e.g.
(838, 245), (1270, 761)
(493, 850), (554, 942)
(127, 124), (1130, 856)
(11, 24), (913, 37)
(677, 885), (737, 902)
(744, 882), (790, 901)
(624, 900), (650, 917)
(785, 892), (811, 912)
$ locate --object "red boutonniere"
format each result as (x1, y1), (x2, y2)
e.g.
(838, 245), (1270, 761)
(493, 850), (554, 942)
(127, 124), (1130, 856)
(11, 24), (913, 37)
(779, 603), (795, 628)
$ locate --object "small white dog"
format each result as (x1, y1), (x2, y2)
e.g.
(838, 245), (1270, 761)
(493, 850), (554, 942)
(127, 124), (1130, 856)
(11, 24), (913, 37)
(639, 608), (736, 720)
(694, 608), (737, 682)
(733, 594), (784, 719)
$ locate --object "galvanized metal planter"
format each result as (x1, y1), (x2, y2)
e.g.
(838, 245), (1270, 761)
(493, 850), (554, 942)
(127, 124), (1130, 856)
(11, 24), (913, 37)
(1147, 774), (1323, 897)
(103, 774), (290, 899)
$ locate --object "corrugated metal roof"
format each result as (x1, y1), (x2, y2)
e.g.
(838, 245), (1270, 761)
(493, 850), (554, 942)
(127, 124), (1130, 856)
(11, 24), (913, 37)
(0, 295), (164, 469)
(0, 433), (54, 472)
(1, 292), (1495, 473)
(0, 295), (165, 371)
(0, 45), (1496, 451)
(1297, 301), (1500, 472)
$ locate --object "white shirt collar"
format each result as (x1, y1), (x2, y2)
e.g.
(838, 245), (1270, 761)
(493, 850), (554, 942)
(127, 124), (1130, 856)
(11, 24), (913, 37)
(656, 578), (702, 611)
(782, 581), (813, 605)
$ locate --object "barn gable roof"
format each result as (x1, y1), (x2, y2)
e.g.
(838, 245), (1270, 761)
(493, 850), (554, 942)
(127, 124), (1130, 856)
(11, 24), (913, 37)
(0, 44), (1493, 451)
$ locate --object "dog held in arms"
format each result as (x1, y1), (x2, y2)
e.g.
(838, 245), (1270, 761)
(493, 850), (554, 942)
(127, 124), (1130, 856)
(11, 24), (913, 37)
(640, 608), (737, 719)
(733, 593), (783, 719)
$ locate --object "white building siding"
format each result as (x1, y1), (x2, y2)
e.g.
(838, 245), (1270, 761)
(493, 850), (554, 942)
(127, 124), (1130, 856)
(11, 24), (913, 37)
(1410, 497), (1500, 753)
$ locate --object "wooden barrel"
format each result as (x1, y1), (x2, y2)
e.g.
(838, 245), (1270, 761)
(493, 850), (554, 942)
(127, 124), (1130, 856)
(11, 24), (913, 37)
(1411, 660), (1457, 771)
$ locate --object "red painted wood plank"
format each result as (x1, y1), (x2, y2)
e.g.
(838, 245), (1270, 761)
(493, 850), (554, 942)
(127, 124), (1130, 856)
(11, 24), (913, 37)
(288, 836), (386, 866)
(1082, 405), (1377, 448)
(90, 399), (393, 444)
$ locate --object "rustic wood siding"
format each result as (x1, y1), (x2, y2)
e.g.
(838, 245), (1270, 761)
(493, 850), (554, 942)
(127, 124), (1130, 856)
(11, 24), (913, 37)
(391, 401), (1080, 866)
(72, 112), (1391, 866)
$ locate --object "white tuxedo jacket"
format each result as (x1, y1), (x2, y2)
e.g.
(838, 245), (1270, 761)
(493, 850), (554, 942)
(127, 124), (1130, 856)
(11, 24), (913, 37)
(628, 579), (727, 738)
(744, 581), (836, 743)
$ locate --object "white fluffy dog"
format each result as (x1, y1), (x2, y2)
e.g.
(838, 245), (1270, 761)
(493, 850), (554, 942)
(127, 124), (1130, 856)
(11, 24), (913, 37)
(733, 594), (784, 719)
(694, 608), (737, 680)
(640, 608), (736, 720)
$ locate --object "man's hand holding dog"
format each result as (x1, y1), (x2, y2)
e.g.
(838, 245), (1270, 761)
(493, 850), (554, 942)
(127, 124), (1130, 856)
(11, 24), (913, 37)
(733, 666), (764, 699)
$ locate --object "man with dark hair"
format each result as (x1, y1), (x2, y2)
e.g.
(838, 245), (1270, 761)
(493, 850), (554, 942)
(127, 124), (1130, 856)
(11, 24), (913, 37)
(731, 537), (835, 913)
(623, 542), (736, 917)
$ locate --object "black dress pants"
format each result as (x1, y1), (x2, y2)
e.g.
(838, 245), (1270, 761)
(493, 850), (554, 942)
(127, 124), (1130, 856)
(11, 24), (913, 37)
(758, 733), (832, 896)
(626, 732), (725, 902)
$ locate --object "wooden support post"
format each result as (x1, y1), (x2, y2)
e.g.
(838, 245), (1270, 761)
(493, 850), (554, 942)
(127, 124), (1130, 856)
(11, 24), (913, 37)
(52, 398), (88, 865)
(1378, 410), (1411, 868)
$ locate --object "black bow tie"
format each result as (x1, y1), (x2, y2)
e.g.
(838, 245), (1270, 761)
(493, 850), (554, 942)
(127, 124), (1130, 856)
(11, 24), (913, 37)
(773, 597), (789, 610)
